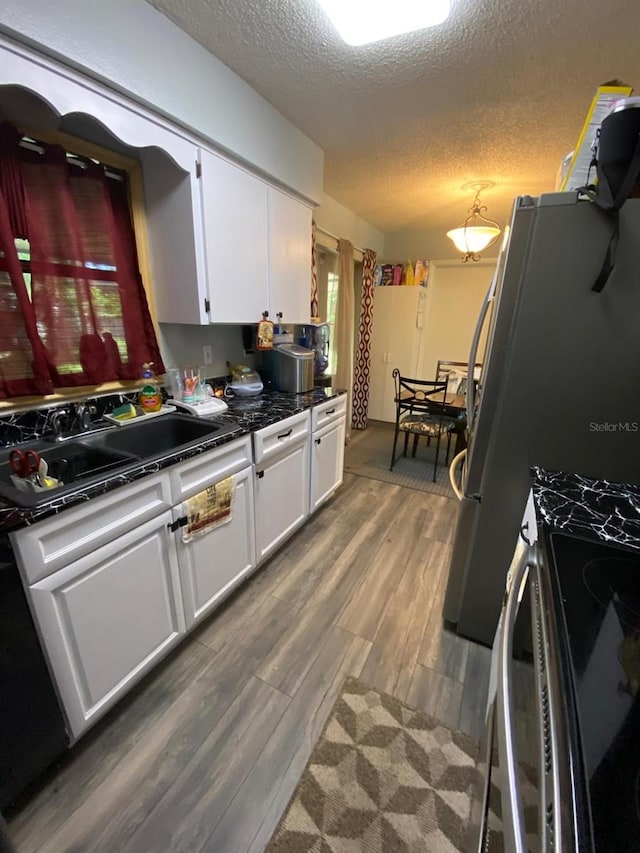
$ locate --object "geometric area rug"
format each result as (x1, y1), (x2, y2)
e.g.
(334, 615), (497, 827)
(265, 677), (480, 852)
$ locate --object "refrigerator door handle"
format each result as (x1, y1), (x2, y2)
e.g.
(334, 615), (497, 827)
(466, 270), (497, 428)
(449, 448), (466, 501)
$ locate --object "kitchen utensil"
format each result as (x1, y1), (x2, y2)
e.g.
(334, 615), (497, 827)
(10, 449), (41, 479)
(38, 457), (56, 488)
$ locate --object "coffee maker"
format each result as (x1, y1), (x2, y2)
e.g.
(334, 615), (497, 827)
(297, 322), (330, 382)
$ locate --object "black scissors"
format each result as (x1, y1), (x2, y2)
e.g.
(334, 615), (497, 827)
(9, 448), (41, 479)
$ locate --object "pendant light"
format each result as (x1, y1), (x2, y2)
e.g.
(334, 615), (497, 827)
(447, 182), (501, 262)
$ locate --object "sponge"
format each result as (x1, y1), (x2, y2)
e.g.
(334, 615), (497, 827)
(111, 402), (137, 421)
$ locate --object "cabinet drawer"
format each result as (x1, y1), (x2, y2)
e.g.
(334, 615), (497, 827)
(312, 395), (346, 431)
(11, 474), (171, 585)
(253, 410), (310, 465)
(169, 435), (252, 504)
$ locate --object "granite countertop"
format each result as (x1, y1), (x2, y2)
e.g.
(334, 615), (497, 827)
(0, 387), (346, 532)
(532, 466), (640, 552)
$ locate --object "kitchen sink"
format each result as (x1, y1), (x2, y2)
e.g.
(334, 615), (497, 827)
(0, 413), (237, 509)
(85, 413), (232, 458)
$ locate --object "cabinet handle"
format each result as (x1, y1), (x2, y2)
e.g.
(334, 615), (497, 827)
(325, 408), (335, 415)
(168, 516), (188, 533)
(315, 438), (321, 445)
(256, 470), (265, 479)
(277, 428), (293, 440)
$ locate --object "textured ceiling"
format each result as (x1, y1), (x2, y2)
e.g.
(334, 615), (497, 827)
(145, 0), (640, 250)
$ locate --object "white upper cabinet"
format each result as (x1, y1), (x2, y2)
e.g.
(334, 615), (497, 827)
(143, 149), (209, 325)
(151, 149), (313, 326)
(268, 187), (313, 326)
(199, 149), (269, 323)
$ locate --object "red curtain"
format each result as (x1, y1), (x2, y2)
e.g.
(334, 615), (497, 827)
(0, 121), (164, 396)
(0, 125), (53, 397)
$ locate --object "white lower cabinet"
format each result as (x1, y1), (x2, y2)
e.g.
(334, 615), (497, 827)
(174, 465), (256, 629)
(310, 415), (346, 511)
(28, 511), (185, 739)
(254, 438), (310, 563)
(9, 406), (344, 742)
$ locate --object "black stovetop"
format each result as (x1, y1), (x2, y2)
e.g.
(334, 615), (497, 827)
(548, 530), (640, 852)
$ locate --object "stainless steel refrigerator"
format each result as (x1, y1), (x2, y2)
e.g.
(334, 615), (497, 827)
(444, 191), (640, 646)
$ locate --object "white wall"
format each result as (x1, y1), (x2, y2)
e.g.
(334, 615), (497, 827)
(417, 260), (495, 380)
(314, 193), (385, 256)
(158, 325), (251, 378)
(383, 229), (500, 265)
(0, 0), (323, 202)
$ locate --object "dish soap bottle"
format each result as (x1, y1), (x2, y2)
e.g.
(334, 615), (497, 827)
(138, 363), (163, 414)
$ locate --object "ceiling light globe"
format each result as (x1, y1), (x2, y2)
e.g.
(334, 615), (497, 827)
(446, 225), (501, 255)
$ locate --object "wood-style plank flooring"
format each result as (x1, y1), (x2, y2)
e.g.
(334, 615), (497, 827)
(8, 456), (491, 853)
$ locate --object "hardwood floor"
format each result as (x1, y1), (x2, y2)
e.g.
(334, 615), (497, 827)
(7, 468), (491, 853)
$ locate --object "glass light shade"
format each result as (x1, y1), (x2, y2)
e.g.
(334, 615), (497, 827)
(446, 225), (501, 255)
(315, 0), (450, 46)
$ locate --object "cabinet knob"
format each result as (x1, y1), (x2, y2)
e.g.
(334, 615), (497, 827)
(256, 470), (265, 479)
(315, 438), (321, 445)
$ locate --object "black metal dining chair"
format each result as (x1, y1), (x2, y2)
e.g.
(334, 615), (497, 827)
(389, 369), (452, 482)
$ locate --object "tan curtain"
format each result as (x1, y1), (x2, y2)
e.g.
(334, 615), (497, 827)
(333, 238), (355, 441)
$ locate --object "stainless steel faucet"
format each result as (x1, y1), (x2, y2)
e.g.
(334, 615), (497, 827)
(72, 403), (93, 432)
(50, 409), (69, 441)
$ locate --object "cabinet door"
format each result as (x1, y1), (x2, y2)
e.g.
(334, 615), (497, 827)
(143, 148), (209, 325)
(254, 439), (310, 563)
(368, 287), (394, 422)
(200, 149), (269, 322)
(174, 466), (256, 630)
(370, 288), (424, 423)
(268, 187), (312, 325)
(28, 511), (185, 740)
(310, 416), (346, 512)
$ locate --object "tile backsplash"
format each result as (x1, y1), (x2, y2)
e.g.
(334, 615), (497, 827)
(0, 392), (141, 447)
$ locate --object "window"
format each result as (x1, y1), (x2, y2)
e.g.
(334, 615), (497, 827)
(326, 271), (339, 375)
(0, 121), (164, 399)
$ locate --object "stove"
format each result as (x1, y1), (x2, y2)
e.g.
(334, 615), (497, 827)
(550, 532), (640, 852)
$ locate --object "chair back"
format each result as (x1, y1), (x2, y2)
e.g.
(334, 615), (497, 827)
(392, 369), (449, 422)
(435, 360), (482, 396)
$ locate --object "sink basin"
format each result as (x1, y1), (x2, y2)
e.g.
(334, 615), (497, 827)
(0, 413), (237, 509)
(0, 441), (136, 505)
(86, 413), (232, 458)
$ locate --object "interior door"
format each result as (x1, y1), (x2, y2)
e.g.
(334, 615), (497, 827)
(368, 287), (394, 422)
(382, 287), (422, 422)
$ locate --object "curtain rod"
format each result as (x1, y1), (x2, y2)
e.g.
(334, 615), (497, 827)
(314, 225), (365, 256)
(18, 138), (124, 181)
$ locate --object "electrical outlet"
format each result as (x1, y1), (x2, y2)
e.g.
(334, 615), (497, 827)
(202, 345), (213, 365)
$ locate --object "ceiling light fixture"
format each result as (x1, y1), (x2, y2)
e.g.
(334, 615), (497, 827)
(315, 0), (451, 47)
(447, 182), (501, 262)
